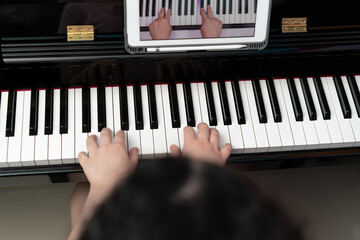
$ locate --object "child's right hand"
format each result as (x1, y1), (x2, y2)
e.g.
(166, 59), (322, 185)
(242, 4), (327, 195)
(170, 123), (232, 166)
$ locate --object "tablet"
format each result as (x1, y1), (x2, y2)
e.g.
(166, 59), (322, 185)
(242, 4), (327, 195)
(125, 0), (271, 54)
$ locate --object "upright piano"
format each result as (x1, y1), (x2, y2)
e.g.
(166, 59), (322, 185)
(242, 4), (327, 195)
(1, 0), (360, 183)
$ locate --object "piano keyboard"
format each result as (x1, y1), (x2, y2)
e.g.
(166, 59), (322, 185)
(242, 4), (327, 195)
(140, 0), (256, 39)
(1, 75), (360, 168)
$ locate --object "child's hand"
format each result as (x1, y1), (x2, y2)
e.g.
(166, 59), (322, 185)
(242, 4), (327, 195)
(200, 6), (223, 38)
(78, 128), (139, 192)
(170, 123), (232, 166)
(149, 8), (172, 40)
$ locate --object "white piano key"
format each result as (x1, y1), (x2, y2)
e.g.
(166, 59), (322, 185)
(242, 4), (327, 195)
(0, 92), (9, 167)
(152, 0), (159, 22)
(113, 86), (121, 134)
(48, 89), (62, 165)
(249, 0), (255, 23)
(141, 0), (147, 27)
(176, 83), (187, 150)
(127, 86), (142, 155)
(294, 78), (319, 149)
(7, 91), (24, 167)
(218, 0), (224, 22)
(61, 89), (75, 164)
(34, 90), (49, 166)
(212, 82), (231, 149)
(280, 78), (307, 150)
(238, 80), (257, 153)
(140, 85), (155, 158)
(224, 0), (230, 23)
(153, 84), (168, 156)
(89, 87), (101, 144)
(259, 80), (282, 152)
(213, 0), (219, 19)
(21, 90), (36, 166)
(161, 84), (180, 153)
(191, 83), (202, 134)
(273, 79), (294, 151)
(74, 89), (89, 164)
(240, 0), (246, 23)
(245, 81), (269, 152)
(180, 0), (186, 25)
(318, 77), (344, 147)
(147, 0), (154, 26)
(174, 0), (180, 25)
(325, 77), (355, 147)
(191, 0), (198, 25)
(307, 77), (332, 148)
(185, 0), (192, 25)
(196, 0), (203, 25)
(244, 0), (250, 23)
(231, 0), (237, 23)
(105, 87), (114, 137)
(197, 82), (210, 125)
(341, 76), (360, 146)
(224, 81), (245, 153)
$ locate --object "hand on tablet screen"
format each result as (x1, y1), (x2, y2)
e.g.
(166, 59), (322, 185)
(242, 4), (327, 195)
(200, 6), (223, 38)
(149, 8), (172, 40)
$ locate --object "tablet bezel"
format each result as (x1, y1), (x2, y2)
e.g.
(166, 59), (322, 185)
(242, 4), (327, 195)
(125, 0), (271, 48)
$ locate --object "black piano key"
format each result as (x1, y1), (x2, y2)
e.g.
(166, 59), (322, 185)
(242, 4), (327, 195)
(245, 0), (248, 13)
(229, 0), (233, 14)
(314, 76), (331, 120)
(300, 77), (317, 121)
(169, 0), (173, 9)
(60, 87), (68, 134)
(184, 0), (188, 15)
(191, 0), (195, 15)
(134, 83), (144, 130)
(201, 0), (204, 9)
(44, 88), (54, 135)
(29, 88), (39, 136)
(231, 80), (246, 124)
(266, 78), (282, 122)
(218, 81), (231, 125)
(140, 0), (144, 16)
(6, 90), (17, 137)
(254, 0), (257, 13)
(347, 75), (360, 118)
(151, 0), (156, 16)
(178, 0), (182, 15)
(222, 0), (226, 14)
(333, 76), (351, 119)
(168, 82), (181, 128)
(204, 81), (217, 126)
(148, 84), (158, 129)
(120, 85), (129, 131)
(216, 0), (220, 14)
(145, 0), (150, 16)
(252, 79), (267, 123)
(162, 0), (165, 8)
(183, 82), (195, 127)
(238, 0), (242, 13)
(207, 0), (210, 5)
(287, 77), (303, 121)
(97, 86), (106, 132)
(82, 86), (91, 133)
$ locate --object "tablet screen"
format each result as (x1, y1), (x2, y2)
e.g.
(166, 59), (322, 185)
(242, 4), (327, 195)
(139, 0), (257, 41)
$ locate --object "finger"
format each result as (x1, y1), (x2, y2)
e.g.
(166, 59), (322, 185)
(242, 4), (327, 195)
(165, 9), (172, 19)
(209, 128), (220, 149)
(86, 135), (98, 156)
(200, 8), (207, 22)
(159, 7), (165, 18)
(207, 5), (213, 18)
(220, 143), (232, 161)
(78, 151), (88, 168)
(184, 126), (196, 142)
(129, 147), (139, 165)
(114, 130), (125, 146)
(170, 144), (181, 156)
(197, 122), (210, 140)
(100, 128), (112, 146)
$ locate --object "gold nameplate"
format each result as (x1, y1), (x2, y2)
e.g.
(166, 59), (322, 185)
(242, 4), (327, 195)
(67, 25), (94, 42)
(282, 18), (307, 33)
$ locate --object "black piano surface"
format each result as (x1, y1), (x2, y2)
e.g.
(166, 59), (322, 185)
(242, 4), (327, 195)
(1, 0), (360, 182)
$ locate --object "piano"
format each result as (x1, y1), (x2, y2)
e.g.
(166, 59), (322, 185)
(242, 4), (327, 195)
(139, 0), (256, 39)
(1, 0), (360, 184)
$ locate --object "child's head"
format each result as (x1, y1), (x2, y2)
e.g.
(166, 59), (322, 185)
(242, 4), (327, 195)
(81, 157), (303, 240)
